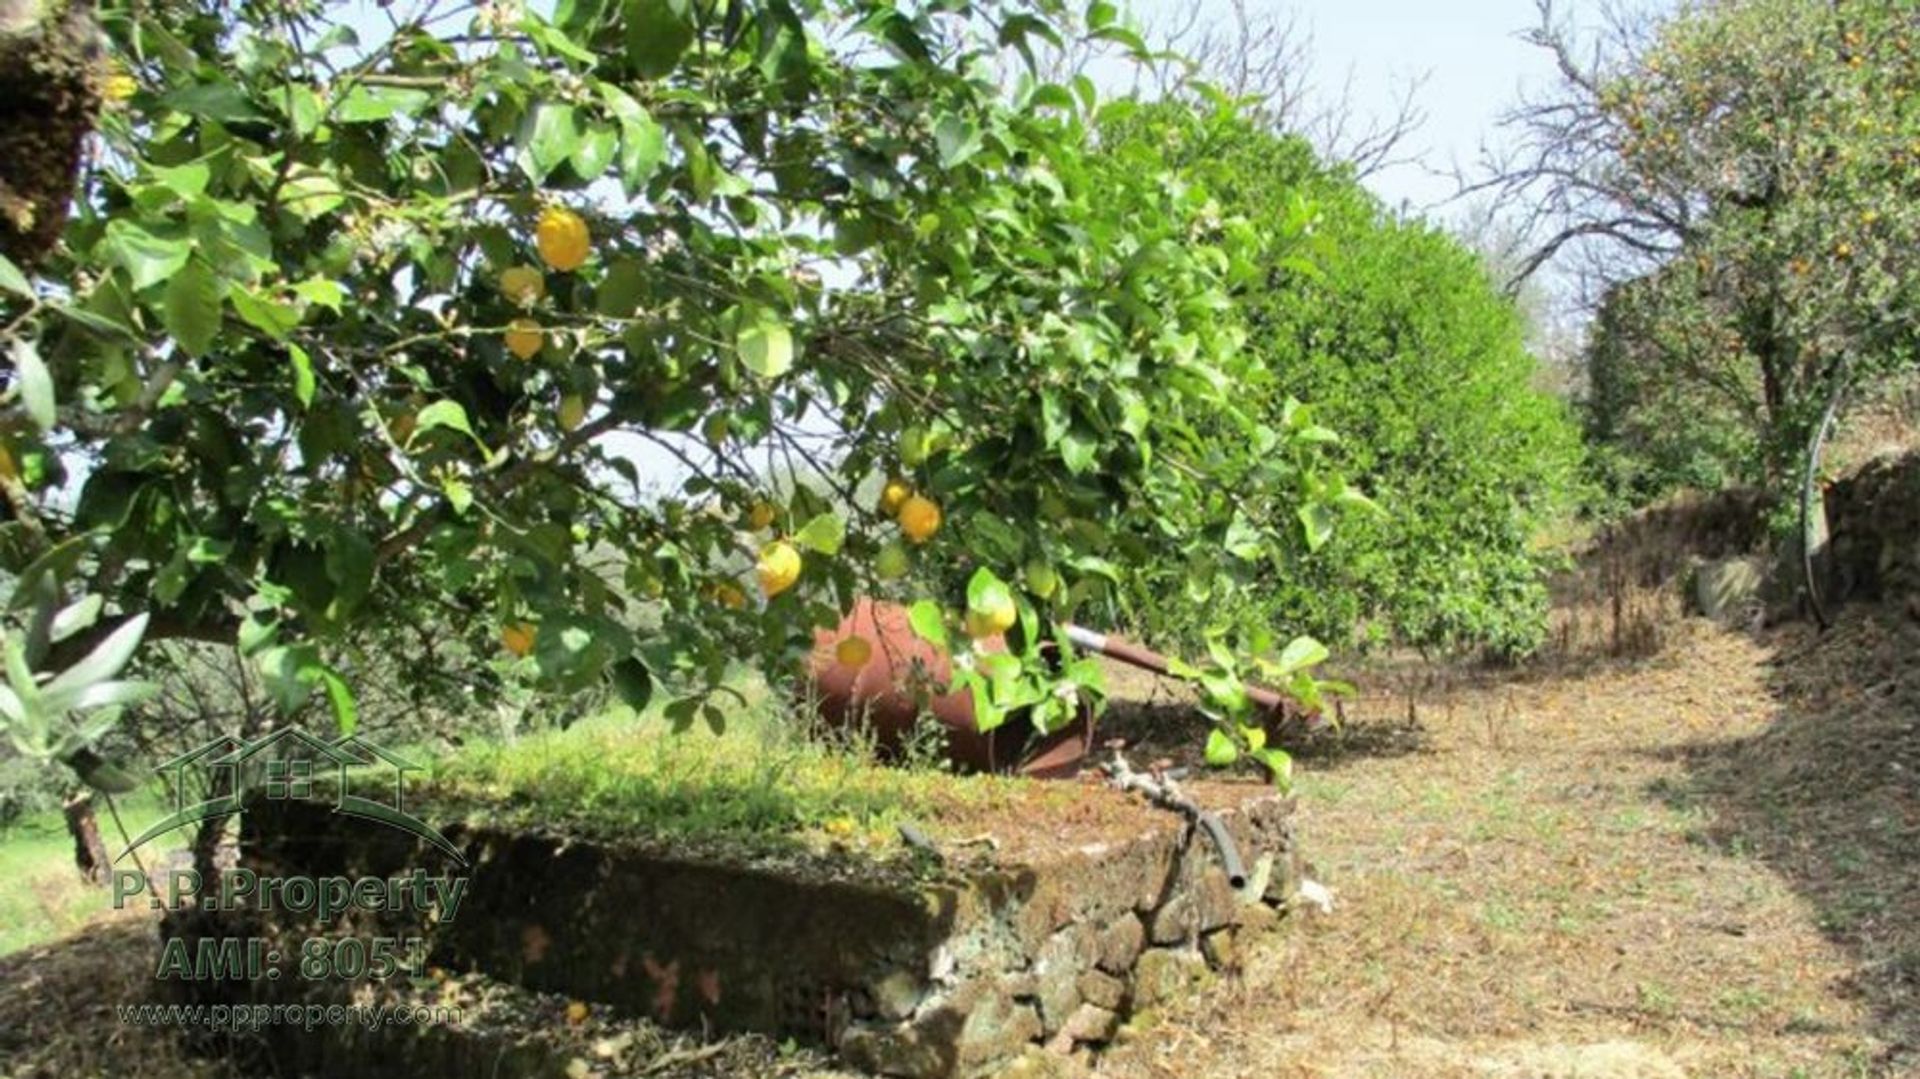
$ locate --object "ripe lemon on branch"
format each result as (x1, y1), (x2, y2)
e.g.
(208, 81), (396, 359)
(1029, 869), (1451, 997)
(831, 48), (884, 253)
(896, 494), (941, 544)
(499, 265), (546, 307)
(505, 318), (544, 360)
(757, 541), (802, 597)
(835, 634), (873, 669)
(878, 478), (912, 515)
(747, 501), (778, 531)
(535, 207), (590, 272)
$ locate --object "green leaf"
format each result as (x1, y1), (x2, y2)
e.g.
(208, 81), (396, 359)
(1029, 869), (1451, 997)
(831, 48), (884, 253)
(596, 259), (647, 318)
(231, 286), (301, 340)
(1204, 728), (1240, 766)
(519, 101), (582, 183)
(1297, 502), (1335, 552)
(609, 656), (653, 713)
(907, 599), (949, 650)
(45, 614), (149, 699)
(793, 512), (845, 555)
(1255, 747), (1293, 790)
(570, 124), (619, 182)
(161, 259), (225, 357)
(287, 343), (316, 407)
(1274, 635), (1328, 677)
(0, 253), (30, 297)
(416, 399), (477, 439)
(336, 85), (431, 123)
(319, 668), (358, 735)
(103, 220), (191, 292)
(627, 0), (696, 77)
(934, 113), (983, 169)
(11, 338), (55, 432)
(736, 312), (794, 379)
(48, 595), (103, 643)
(965, 567), (1012, 615)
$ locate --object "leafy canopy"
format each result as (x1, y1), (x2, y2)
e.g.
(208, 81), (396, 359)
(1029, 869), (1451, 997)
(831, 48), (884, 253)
(0, 0), (1349, 782)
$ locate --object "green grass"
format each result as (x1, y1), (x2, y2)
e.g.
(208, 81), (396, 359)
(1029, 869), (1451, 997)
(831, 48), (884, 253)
(0, 787), (174, 956)
(420, 679), (1028, 853)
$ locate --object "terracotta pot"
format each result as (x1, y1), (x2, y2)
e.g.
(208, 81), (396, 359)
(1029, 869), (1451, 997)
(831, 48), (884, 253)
(807, 598), (1094, 777)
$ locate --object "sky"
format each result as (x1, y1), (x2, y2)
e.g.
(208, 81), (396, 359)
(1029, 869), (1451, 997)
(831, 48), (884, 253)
(1265, 0), (1562, 216)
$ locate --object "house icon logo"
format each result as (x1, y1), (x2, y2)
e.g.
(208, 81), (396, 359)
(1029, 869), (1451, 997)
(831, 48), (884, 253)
(119, 729), (466, 866)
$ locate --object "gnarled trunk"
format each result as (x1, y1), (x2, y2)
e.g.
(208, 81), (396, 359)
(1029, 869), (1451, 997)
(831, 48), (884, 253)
(62, 789), (110, 885)
(0, 0), (102, 265)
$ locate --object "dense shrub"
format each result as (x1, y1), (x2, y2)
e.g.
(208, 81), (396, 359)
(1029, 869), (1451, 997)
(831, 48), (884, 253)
(1106, 109), (1583, 656)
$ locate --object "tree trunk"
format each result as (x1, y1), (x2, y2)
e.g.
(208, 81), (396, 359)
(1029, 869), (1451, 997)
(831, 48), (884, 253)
(0, 0), (101, 265)
(63, 790), (110, 885)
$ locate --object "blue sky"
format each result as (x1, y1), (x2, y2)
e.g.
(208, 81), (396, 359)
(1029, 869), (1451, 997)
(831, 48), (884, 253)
(1272, 0), (1561, 215)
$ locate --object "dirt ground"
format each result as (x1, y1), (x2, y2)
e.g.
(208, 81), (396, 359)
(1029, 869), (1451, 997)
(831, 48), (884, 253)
(1096, 610), (1920, 1079)
(4, 611), (1916, 1078)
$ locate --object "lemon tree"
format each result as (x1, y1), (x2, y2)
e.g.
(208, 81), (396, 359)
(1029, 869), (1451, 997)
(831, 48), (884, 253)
(0, 0), (1352, 785)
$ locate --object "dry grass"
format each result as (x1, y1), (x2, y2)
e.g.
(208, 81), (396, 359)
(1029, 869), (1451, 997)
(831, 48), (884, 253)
(1097, 614), (1917, 1079)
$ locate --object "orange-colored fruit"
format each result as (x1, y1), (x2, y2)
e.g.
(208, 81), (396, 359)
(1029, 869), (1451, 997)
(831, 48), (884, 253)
(747, 501), (777, 531)
(712, 582), (748, 609)
(499, 265), (546, 307)
(565, 1000), (589, 1026)
(896, 494), (941, 544)
(535, 207), (591, 272)
(505, 318), (544, 360)
(501, 622), (537, 657)
(879, 478), (912, 515)
(757, 541), (802, 597)
(835, 634), (873, 669)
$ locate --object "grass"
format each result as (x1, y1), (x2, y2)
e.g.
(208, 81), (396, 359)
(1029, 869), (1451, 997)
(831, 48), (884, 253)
(420, 673), (1029, 855)
(0, 786), (174, 955)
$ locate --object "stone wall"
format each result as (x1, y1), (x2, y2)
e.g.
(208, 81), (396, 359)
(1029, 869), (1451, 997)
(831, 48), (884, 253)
(194, 787), (1300, 1079)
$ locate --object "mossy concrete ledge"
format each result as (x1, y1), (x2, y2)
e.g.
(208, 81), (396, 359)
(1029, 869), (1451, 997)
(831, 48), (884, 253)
(226, 785), (1301, 1078)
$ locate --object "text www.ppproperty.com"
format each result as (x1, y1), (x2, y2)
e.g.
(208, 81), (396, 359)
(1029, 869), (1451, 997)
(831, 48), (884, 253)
(116, 1002), (462, 1032)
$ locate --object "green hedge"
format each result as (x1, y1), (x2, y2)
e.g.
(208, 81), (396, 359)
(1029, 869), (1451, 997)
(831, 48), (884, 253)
(1107, 108), (1583, 656)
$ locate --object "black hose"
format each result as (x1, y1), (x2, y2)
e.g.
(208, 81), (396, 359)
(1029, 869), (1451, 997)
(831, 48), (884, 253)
(1196, 810), (1247, 889)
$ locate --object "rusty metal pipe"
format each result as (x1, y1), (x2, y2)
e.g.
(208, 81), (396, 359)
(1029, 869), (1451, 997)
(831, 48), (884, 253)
(1062, 624), (1290, 716)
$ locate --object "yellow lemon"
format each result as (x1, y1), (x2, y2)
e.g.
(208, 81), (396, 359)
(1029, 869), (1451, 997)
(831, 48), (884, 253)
(535, 207), (591, 272)
(505, 318), (544, 360)
(558, 393), (586, 432)
(103, 73), (138, 103)
(1024, 560), (1058, 598)
(747, 501), (777, 531)
(757, 540), (802, 597)
(501, 622), (537, 657)
(965, 594), (1016, 640)
(897, 494), (941, 544)
(565, 1000), (589, 1026)
(835, 634), (873, 669)
(712, 582), (748, 609)
(879, 478), (913, 515)
(499, 265), (546, 307)
(873, 541), (910, 581)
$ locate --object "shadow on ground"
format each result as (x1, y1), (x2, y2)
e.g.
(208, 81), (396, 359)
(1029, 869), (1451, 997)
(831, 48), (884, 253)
(1662, 608), (1920, 1074)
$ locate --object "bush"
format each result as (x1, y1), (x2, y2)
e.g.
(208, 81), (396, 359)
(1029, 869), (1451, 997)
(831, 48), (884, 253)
(1106, 109), (1584, 656)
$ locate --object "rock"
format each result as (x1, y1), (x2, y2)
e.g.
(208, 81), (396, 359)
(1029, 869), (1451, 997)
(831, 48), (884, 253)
(838, 1022), (953, 1079)
(1061, 1002), (1120, 1044)
(1075, 969), (1125, 1010)
(1263, 847), (1301, 906)
(956, 989), (1043, 1069)
(1198, 926), (1239, 969)
(1096, 914), (1144, 973)
(1147, 869), (1235, 945)
(1692, 555), (1768, 622)
(996, 1044), (1086, 1078)
(1234, 900), (1279, 937)
(1032, 926), (1093, 1033)
(1130, 947), (1212, 1010)
(872, 970), (925, 1021)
